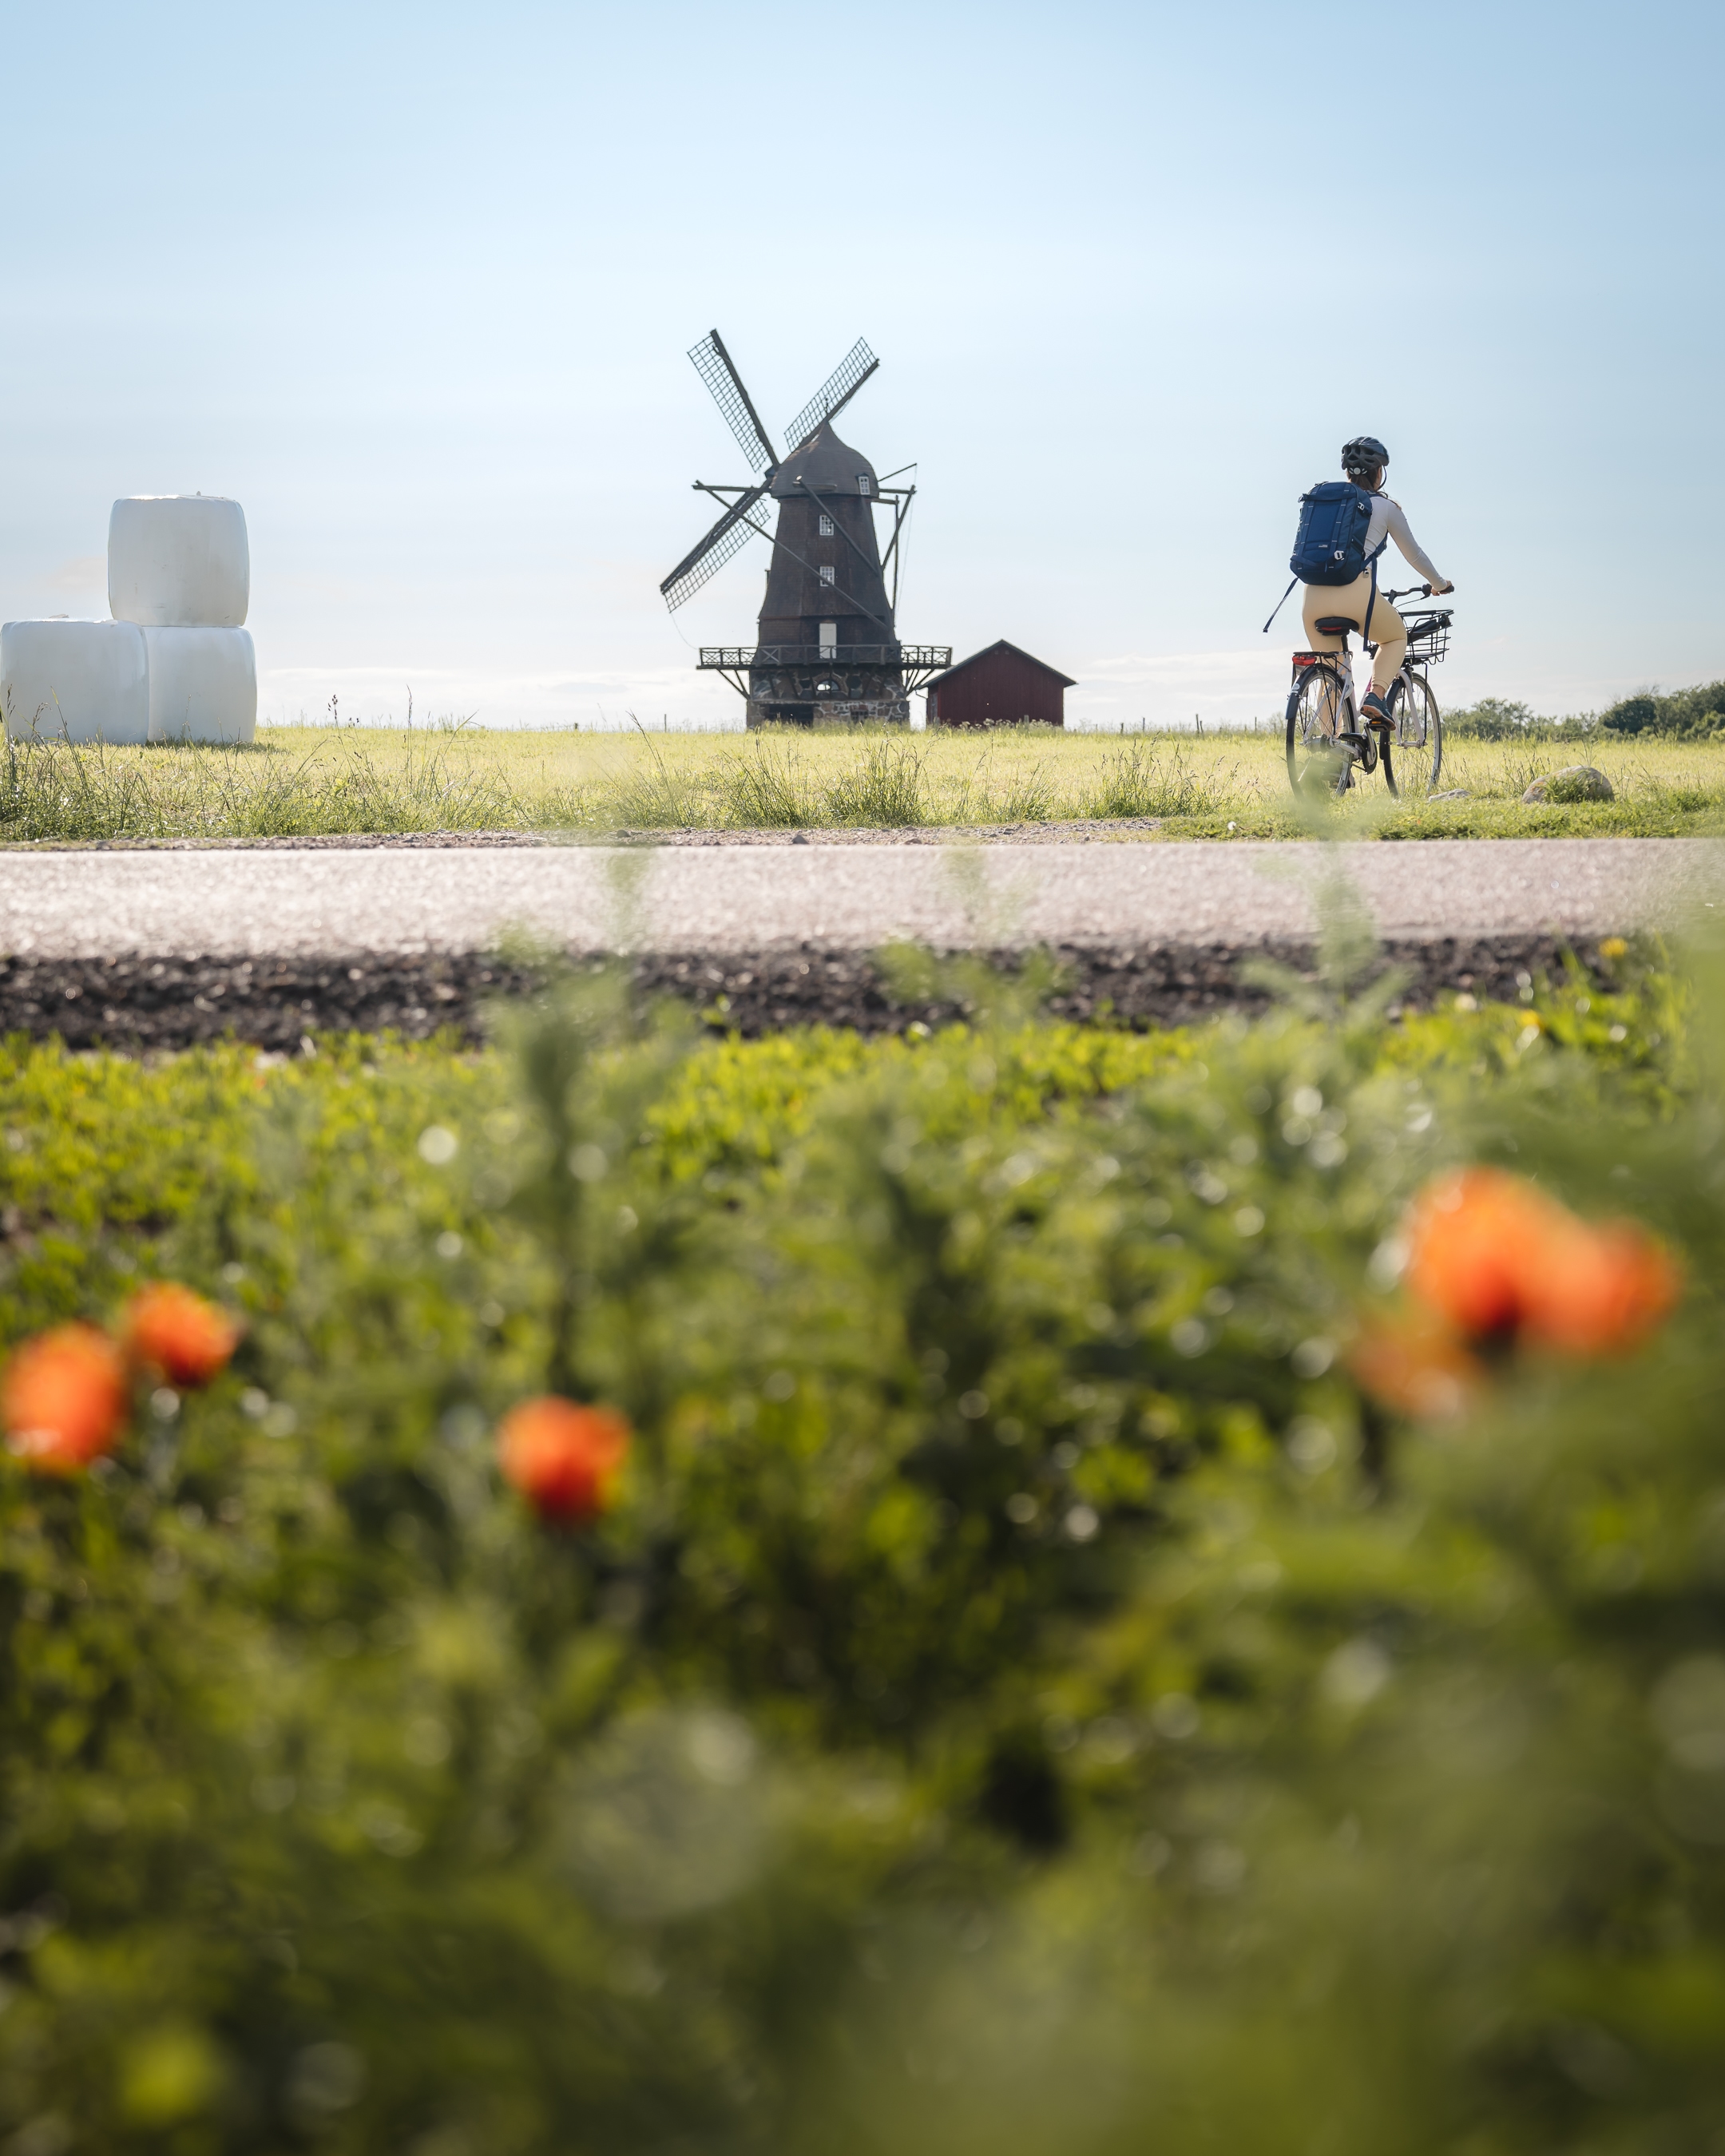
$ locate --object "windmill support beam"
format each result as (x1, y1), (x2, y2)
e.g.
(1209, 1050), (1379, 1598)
(877, 485), (915, 612)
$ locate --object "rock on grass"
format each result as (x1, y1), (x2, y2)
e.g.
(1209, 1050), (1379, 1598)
(1522, 766), (1615, 803)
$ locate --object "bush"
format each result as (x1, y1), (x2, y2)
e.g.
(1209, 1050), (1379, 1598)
(0, 936), (1719, 2152)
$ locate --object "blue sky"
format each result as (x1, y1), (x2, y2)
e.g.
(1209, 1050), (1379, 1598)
(1, 0), (1719, 731)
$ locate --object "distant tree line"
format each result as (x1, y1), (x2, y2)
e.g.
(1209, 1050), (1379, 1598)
(1598, 680), (1725, 737)
(1443, 681), (1725, 740)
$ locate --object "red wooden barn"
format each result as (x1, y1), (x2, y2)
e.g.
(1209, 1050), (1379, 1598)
(924, 640), (1074, 728)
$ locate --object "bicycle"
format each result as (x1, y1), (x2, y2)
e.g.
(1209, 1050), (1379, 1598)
(1283, 584), (1451, 797)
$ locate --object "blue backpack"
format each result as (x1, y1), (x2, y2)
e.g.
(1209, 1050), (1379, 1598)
(1263, 481), (1386, 633)
(1291, 481), (1378, 585)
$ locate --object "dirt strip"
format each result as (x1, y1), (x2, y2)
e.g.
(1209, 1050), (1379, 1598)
(0, 936), (1624, 1052)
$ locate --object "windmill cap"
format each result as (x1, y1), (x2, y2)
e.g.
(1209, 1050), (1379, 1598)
(771, 419), (878, 499)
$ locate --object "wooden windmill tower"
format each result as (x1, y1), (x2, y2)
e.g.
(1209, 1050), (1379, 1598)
(660, 331), (950, 726)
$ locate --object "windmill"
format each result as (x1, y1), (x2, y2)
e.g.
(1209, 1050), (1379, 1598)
(660, 331), (950, 727)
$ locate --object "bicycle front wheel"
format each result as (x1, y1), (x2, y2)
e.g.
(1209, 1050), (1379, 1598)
(1386, 673), (1442, 791)
(1284, 668), (1351, 796)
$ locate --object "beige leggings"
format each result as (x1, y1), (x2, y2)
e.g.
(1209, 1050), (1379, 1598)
(1302, 573), (1406, 695)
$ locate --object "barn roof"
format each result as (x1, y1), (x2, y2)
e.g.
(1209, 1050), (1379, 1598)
(922, 640), (1077, 692)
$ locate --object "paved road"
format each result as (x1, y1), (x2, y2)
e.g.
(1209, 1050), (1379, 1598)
(0, 838), (1719, 958)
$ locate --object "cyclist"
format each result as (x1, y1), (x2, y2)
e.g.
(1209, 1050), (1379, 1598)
(1302, 436), (1453, 740)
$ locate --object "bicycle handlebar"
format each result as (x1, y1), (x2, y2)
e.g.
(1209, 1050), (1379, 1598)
(1382, 584), (1433, 603)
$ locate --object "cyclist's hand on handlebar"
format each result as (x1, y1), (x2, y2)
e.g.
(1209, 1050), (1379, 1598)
(1430, 580), (1454, 596)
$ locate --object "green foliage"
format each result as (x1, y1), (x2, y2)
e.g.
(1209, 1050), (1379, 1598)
(0, 937), (1719, 2151)
(1602, 681), (1725, 738)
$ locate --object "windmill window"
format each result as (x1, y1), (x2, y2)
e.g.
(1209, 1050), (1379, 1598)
(819, 513), (834, 535)
(857, 475), (872, 495)
(819, 564), (836, 585)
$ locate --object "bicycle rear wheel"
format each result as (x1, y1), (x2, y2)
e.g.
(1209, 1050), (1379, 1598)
(1386, 673), (1443, 790)
(1284, 668), (1352, 795)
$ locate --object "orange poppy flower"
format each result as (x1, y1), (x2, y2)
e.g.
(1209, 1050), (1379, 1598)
(498, 1397), (631, 1523)
(2, 1323), (129, 1472)
(1349, 1310), (1485, 1421)
(1517, 1219), (1681, 1355)
(1404, 1167), (1567, 1339)
(1401, 1166), (1679, 1360)
(123, 1284), (241, 1388)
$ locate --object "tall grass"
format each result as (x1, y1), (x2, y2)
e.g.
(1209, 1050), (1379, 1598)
(822, 739), (927, 826)
(606, 738), (928, 830)
(0, 723), (1721, 842)
(0, 736), (528, 842)
(601, 733), (714, 829)
(606, 735), (1224, 832)
(1081, 740), (1222, 818)
(716, 741), (822, 827)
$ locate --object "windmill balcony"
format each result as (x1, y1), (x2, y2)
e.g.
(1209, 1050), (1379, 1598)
(699, 644), (951, 672)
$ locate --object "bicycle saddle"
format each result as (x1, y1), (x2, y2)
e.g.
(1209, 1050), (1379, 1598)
(1313, 616), (1359, 636)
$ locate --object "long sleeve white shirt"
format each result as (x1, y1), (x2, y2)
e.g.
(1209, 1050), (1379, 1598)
(1366, 493), (1444, 585)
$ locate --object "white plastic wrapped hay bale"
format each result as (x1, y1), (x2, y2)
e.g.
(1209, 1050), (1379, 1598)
(108, 495), (250, 628)
(144, 627), (257, 744)
(2, 619), (150, 743)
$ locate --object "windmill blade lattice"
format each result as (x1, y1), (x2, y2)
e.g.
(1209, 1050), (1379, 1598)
(783, 339), (878, 454)
(688, 331), (776, 474)
(659, 482), (775, 612)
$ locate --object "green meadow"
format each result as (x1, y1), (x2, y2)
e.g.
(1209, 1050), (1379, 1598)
(2, 722), (1723, 842)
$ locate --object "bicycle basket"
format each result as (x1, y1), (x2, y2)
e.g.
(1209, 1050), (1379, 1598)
(1401, 609), (1451, 666)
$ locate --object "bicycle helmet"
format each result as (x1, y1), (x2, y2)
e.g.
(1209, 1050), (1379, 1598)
(1342, 435), (1389, 479)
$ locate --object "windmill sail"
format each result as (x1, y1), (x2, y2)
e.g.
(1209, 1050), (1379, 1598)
(659, 482), (774, 612)
(783, 339), (878, 454)
(688, 331), (776, 474)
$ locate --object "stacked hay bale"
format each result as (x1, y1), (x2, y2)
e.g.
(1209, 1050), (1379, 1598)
(2, 496), (256, 746)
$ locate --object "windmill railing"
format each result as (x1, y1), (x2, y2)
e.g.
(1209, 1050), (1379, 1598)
(698, 645), (952, 671)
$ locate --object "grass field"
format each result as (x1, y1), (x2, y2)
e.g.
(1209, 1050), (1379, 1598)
(2, 720), (1723, 842)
